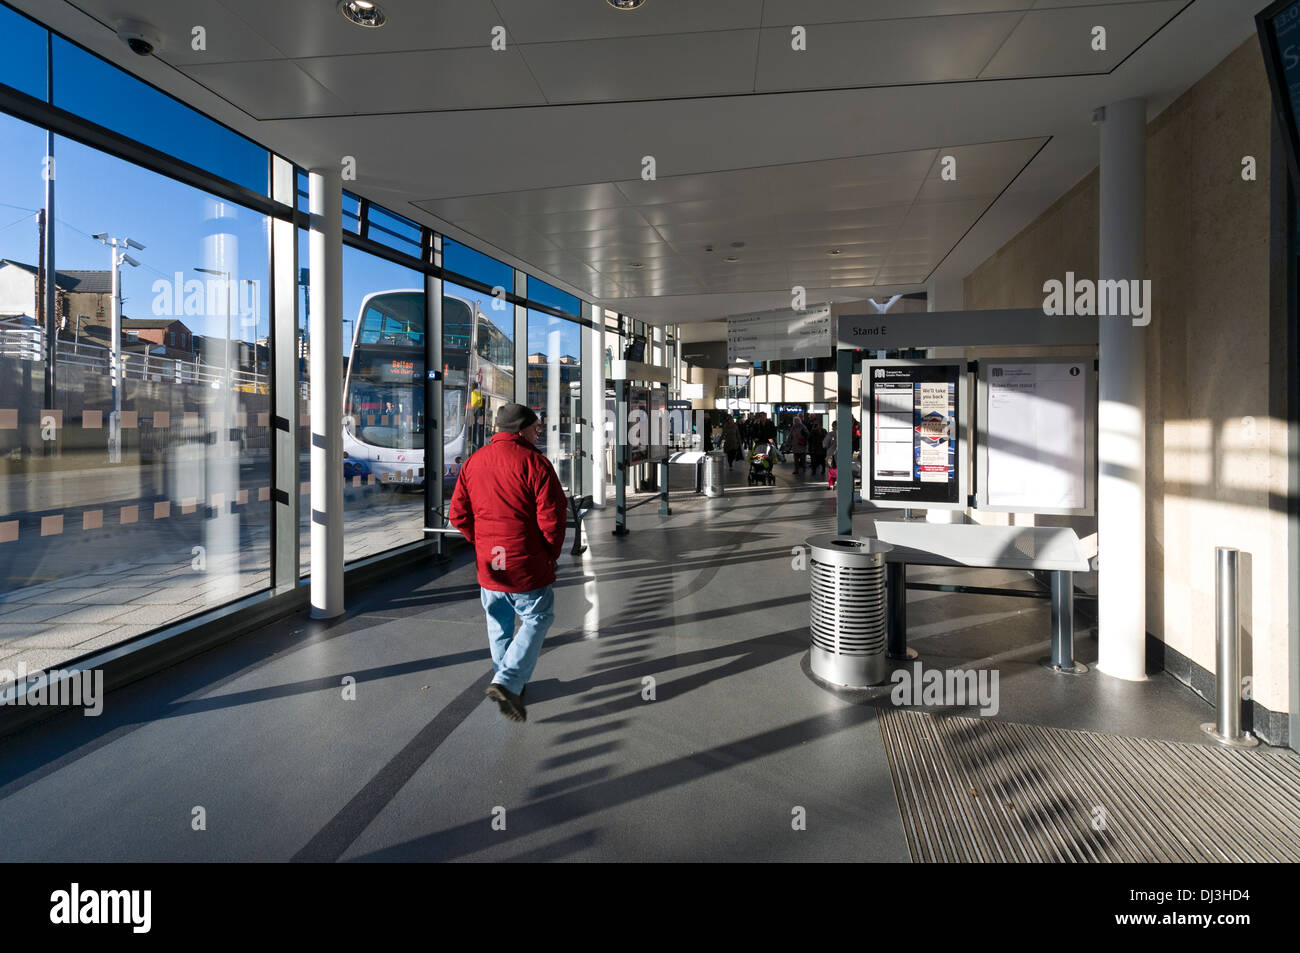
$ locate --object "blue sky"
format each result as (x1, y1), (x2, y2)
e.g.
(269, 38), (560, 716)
(1, 111), (579, 362)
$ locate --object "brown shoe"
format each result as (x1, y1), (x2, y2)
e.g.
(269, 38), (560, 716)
(485, 682), (526, 722)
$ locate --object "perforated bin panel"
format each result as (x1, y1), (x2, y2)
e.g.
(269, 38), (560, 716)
(809, 561), (887, 656)
(806, 534), (891, 687)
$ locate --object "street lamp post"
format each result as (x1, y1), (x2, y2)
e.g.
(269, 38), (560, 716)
(93, 233), (143, 463)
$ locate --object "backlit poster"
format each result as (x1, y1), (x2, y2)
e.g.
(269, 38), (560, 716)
(864, 361), (964, 508)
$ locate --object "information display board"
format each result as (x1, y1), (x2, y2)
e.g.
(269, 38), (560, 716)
(628, 385), (649, 466)
(976, 357), (1095, 515)
(863, 360), (967, 510)
(727, 305), (831, 362)
(649, 387), (668, 463)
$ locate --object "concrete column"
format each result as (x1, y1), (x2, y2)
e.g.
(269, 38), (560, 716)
(1097, 98), (1147, 681)
(309, 169), (344, 619)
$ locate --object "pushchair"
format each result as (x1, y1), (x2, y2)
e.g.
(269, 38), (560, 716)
(747, 451), (776, 486)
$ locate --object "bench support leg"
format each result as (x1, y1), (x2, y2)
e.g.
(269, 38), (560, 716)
(1043, 569), (1088, 675)
(887, 563), (918, 660)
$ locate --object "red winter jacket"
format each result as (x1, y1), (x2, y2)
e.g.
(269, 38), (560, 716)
(447, 432), (569, 592)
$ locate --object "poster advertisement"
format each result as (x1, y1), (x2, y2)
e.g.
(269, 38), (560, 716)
(866, 362), (962, 507)
(982, 361), (1090, 513)
(628, 386), (649, 466)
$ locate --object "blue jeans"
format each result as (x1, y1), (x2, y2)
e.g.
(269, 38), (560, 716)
(481, 585), (555, 695)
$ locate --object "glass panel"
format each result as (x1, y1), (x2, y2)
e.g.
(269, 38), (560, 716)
(442, 240), (512, 292)
(0, 118), (271, 682)
(527, 309), (582, 491)
(51, 38), (267, 195)
(340, 247), (423, 561)
(441, 281), (515, 505)
(342, 191), (361, 236)
(367, 203), (421, 258)
(526, 275), (581, 317)
(0, 4), (47, 101)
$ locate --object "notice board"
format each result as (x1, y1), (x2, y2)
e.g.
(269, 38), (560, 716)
(863, 360), (968, 510)
(976, 357), (1095, 515)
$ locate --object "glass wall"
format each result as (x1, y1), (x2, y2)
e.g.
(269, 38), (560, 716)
(527, 309), (583, 491)
(0, 2), (605, 688)
(0, 111), (272, 674)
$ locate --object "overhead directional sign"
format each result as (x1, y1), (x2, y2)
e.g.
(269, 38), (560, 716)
(727, 305), (831, 362)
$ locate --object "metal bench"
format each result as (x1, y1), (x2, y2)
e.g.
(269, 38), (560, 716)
(865, 520), (1093, 674)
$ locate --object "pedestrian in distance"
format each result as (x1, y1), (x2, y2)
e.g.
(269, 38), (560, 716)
(808, 418), (827, 477)
(448, 402), (569, 723)
(722, 415), (741, 469)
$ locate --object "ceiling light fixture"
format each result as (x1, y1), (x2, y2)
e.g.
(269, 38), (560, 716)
(339, 0), (386, 28)
(723, 255), (739, 263)
(607, 0), (646, 10)
(629, 262), (644, 268)
(828, 248), (842, 256)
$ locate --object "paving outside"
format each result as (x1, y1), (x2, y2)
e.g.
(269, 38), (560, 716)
(0, 458), (1278, 863)
(0, 464), (423, 676)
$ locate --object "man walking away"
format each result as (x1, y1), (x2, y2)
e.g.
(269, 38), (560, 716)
(448, 403), (569, 723)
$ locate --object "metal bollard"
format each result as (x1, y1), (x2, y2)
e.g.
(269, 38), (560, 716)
(1200, 547), (1259, 747)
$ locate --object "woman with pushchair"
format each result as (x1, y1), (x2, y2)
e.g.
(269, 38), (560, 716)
(748, 437), (777, 486)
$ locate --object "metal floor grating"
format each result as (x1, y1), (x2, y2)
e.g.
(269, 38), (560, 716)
(877, 706), (1300, 862)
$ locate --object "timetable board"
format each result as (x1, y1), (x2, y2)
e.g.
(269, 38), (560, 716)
(863, 360), (968, 510)
(976, 358), (1095, 515)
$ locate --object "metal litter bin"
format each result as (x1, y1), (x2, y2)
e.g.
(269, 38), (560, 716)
(702, 450), (726, 498)
(806, 534), (892, 687)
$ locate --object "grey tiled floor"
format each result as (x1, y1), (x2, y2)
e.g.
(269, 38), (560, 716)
(0, 465), (1226, 861)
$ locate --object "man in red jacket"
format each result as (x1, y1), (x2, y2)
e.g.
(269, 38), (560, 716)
(448, 403), (569, 723)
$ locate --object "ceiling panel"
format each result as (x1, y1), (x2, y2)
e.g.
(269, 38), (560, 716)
(760, 0), (1032, 25)
(295, 48), (545, 113)
(69, 0), (284, 66)
(215, 0), (501, 57)
(179, 60), (350, 119)
(755, 14), (1020, 91)
(490, 183), (629, 215)
(615, 167), (772, 205)
(521, 30), (761, 104)
(494, 0), (764, 44)
(530, 206), (655, 234)
(549, 225), (665, 250)
(980, 1), (1186, 78)
(636, 196), (764, 227)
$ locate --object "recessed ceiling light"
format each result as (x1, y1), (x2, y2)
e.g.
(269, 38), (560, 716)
(629, 262), (644, 268)
(607, 0), (646, 10)
(723, 255), (739, 263)
(339, 0), (386, 28)
(828, 248), (842, 256)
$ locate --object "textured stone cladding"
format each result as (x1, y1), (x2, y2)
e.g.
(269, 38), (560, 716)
(963, 39), (1290, 733)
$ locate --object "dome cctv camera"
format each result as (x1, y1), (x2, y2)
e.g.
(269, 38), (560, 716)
(115, 19), (161, 56)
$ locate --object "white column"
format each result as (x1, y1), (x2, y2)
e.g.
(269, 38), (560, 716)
(928, 279), (965, 524)
(1097, 98), (1148, 681)
(309, 169), (344, 619)
(588, 304), (607, 505)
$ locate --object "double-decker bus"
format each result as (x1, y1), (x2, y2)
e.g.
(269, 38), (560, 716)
(342, 289), (514, 492)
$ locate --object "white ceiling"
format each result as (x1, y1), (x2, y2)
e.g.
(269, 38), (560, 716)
(17, 0), (1261, 323)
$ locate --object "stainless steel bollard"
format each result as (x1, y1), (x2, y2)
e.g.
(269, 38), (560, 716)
(1200, 547), (1259, 747)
